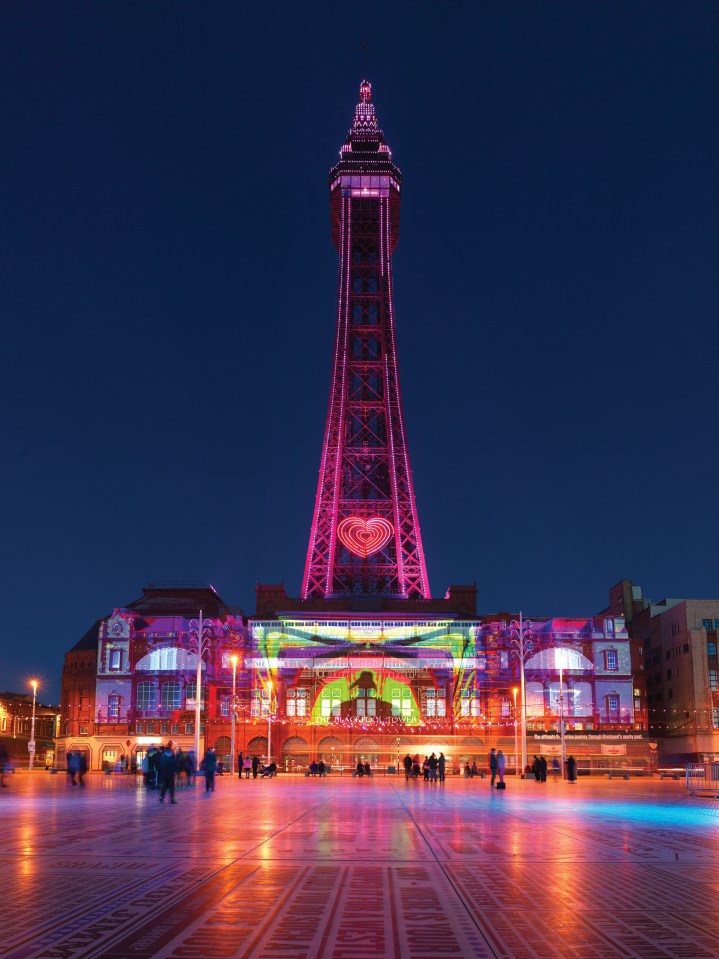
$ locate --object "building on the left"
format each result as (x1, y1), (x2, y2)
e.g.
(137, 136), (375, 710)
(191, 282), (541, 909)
(0, 691), (59, 768)
(57, 582), (248, 773)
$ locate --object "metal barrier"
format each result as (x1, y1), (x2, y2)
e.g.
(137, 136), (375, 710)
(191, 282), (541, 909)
(686, 763), (719, 798)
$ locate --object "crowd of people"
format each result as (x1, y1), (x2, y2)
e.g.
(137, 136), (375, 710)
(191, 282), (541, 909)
(402, 752), (447, 781)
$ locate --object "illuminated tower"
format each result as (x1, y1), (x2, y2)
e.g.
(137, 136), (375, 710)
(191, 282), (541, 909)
(303, 81), (430, 600)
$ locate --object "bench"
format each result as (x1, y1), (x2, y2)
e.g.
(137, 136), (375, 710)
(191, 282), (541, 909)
(659, 769), (684, 780)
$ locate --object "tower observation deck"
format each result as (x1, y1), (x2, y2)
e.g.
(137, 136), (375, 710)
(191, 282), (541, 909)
(302, 81), (430, 600)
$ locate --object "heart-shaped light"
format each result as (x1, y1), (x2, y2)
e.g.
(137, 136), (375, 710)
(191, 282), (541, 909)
(337, 516), (394, 558)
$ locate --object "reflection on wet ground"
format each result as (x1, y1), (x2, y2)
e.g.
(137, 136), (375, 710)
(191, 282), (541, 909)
(0, 773), (717, 958)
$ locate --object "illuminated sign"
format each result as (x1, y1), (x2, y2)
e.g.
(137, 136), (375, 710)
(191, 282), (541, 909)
(337, 516), (394, 558)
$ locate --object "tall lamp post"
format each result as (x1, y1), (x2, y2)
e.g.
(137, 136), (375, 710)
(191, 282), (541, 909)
(28, 680), (38, 771)
(509, 614), (534, 776)
(230, 654), (238, 777)
(512, 687), (519, 777)
(558, 662), (566, 778)
(267, 679), (273, 765)
(188, 610), (213, 765)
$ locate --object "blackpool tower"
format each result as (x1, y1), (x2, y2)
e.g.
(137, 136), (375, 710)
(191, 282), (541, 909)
(303, 81), (430, 600)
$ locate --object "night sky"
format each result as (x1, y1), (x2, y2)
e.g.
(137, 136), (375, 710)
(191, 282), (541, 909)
(1, 3), (717, 701)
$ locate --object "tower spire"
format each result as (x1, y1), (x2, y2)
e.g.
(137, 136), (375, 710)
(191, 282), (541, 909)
(302, 83), (430, 600)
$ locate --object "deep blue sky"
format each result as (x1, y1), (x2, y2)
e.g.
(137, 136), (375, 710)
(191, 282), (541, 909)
(1, 3), (717, 701)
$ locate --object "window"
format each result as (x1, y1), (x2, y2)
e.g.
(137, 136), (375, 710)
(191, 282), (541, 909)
(713, 707), (719, 729)
(501, 697), (511, 718)
(220, 697), (230, 717)
(136, 682), (155, 710)
(703, 619), (713, 631)
(135, 722), (144, 734)
(607, 695), (620, 715)
(665, 651), (671, 661)
(221, 651), (231, 670)
(184, 723), (193, 735)
(161, 683), (181, 710)
(666, 669), (672, 681)
(683, 643), (689, 653)
(710, 670), (719, 691)
(108, 695), (119, 719)
(109, 649), (121, 670)
(186, 682), (205, 706)
(604, 649), (618, 671)
(160, 722), (169, 735)
(79, 725), (88, 735)
(716, 620), (719, 630)
(500, 652), (509, 670)
(79, 688), (90, 707)
(604, 618), (615, 635)
(709, 641), (717, 657)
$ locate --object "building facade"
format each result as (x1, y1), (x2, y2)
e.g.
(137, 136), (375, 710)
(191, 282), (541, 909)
(0, 691), (59, 768)
(608, 580), (719, 761)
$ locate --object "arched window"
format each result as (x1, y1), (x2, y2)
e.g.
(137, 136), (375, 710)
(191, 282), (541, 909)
(526, 682), (544, 717)
(136, 682), (155, 710)
(161, 682), (181, 710)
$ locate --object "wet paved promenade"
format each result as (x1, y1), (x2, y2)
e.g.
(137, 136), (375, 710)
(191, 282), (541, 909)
(1, 773), (719, 959)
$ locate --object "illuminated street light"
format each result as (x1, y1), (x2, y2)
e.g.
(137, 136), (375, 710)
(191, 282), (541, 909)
(267, 679), (274, 765)
(230, 654), (238, 777)
(28, 680), (38, 771)
(512, 687), (519, 777)
(188, 610), (212, 765)
(509, 614), (534, 776)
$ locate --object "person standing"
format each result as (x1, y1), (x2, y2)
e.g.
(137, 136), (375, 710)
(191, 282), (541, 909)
(489, 748), (498, 787)
(237, 752), (244, 779)
(531, 755), (541, 783)
(252, 755), (260, 779)
(428, 753), (438, 782)
(567, 755), (577, 782)
(0, 741), (9, 787)
(539, 755), (548, 783)
(496, 749), (506, 788)
(203, 747), (218, 793)
(403, 754), (413, 780)
(159, 745), (178, 804)
(244, 755), (252, 779)
(78, 753), (88, 787)
(438, 752), (446, 783)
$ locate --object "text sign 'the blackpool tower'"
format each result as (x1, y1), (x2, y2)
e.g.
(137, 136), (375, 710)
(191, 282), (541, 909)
(302, 81), (430, 600)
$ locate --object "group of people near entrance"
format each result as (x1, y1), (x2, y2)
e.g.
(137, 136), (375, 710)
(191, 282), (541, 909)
(138, 743), (222, 803)
(403, 752), (447, 781)
(528, 754), (578, 782)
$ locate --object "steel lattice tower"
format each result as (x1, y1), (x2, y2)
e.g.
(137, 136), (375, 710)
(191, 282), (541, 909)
(303, 81), (430, 600)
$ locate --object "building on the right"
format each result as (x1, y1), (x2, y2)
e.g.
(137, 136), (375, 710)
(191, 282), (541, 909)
(605, 579), (719, 762)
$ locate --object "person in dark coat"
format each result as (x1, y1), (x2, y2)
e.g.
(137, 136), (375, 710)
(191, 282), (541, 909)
(438, 752), (446, 783)
(203, 747), (218, 792)
(531, 755), (541, 782)
(539, 755), (548, 783)
(237, 752), (243, 779)
(159, 746), (178, 803)
(77, 753), (88, 787)
(403, 754), (413, 780)
(489, 748), (499, 787)
(252, 755), (260, 779)
(567, 755), (577, 782)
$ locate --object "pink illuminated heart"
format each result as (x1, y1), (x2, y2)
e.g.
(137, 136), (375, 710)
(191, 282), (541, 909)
(337, 516), (394, 558)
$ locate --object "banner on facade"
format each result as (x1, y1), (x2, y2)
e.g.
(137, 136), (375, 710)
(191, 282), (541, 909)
(601, 743), (627, 756)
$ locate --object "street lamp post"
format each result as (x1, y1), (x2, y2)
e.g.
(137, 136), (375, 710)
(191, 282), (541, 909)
(267, 679), (273, 765)
(28, 680), (38, 771)
(188, 610), (213, 766)
(230, 655), (238, 777)
(512, 687), (519, 777)
(509, 613), (534, 777)
(559, 663), (566, 778)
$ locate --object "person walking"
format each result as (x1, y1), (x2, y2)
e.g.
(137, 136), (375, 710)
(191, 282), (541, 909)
(203, 747), (218, 793)
(489, 748), (499, 787)
(496, 749), (506, 788)
(159, 745), (178, 804)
